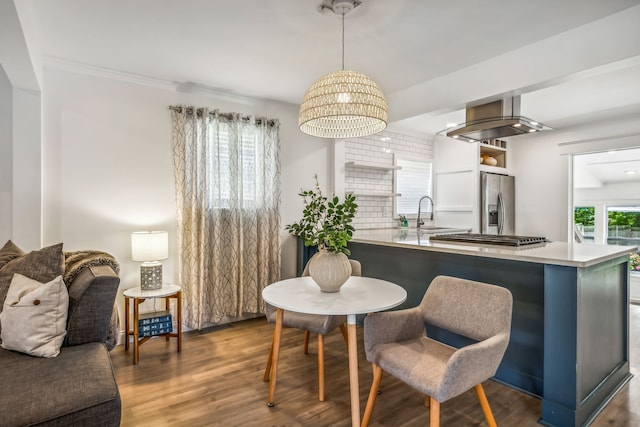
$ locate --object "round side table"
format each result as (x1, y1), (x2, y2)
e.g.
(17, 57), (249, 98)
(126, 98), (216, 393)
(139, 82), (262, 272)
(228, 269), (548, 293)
(123, 284), (182, 364)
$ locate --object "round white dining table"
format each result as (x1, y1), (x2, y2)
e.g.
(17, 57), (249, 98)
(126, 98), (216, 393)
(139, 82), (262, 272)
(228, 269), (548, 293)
(262, 275), (407, 427)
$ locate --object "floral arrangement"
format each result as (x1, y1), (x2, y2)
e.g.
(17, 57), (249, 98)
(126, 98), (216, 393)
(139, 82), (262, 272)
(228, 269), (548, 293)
(285, 175), (358, 255)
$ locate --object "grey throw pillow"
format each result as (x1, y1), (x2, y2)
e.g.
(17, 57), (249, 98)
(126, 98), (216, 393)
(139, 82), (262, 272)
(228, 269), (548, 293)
(0, 240), (25, 270)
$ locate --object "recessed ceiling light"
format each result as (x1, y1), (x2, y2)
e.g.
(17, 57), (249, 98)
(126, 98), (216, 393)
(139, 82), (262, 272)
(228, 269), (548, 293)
(513, 123), (522, 128)
(380, 136), (391, 141)
(530, 121), (538, 126)
(452, 135), (459, 139)
(625, 170), (637, 175)
(446, 122), (458, 128)
(528, 129), (537, 133)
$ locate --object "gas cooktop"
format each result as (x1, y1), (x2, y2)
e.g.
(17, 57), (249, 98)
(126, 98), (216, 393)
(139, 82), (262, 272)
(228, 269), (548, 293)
(429, 233), (548, 247)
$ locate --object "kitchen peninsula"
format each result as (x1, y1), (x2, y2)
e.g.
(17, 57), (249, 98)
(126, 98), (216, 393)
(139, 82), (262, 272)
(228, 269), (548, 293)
(345, 229), (635, 427)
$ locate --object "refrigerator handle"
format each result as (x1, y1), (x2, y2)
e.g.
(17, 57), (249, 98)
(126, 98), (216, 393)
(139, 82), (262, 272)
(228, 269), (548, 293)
(497, 192), (504, 235)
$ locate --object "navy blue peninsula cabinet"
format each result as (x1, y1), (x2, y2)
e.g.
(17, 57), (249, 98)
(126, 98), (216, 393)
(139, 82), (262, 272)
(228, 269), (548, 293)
(310, 229), (636, 427)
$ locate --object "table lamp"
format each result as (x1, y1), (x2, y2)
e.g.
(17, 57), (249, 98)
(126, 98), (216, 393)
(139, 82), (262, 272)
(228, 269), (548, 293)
(131, 231), (168, 290)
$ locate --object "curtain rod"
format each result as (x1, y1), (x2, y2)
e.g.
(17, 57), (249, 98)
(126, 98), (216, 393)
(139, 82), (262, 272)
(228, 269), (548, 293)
(169, 106), (278, 127)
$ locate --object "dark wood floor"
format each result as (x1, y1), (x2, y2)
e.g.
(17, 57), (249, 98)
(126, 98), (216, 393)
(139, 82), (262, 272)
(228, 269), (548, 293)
(111, 305), (640, 426)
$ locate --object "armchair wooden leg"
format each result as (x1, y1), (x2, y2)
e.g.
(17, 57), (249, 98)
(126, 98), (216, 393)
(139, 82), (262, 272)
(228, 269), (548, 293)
(361, 364), (383, 427)
(304, 330), (310, 354)
(263, 333), (274, 382)
(474, 384), (497, 427)
(339, 323), (348, 346)
(429, 397), (440, 427)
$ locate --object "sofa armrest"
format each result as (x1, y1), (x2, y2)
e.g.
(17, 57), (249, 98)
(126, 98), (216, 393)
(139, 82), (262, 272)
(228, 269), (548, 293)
(65, 264), (120, 346)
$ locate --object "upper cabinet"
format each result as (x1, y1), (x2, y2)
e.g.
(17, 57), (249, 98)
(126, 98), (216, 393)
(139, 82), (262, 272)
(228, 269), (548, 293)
(433, 137), (513, 232)
(432, 137), (478, 230)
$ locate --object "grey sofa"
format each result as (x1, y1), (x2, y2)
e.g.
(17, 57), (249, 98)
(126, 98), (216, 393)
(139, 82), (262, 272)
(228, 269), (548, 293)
(0, 252), (122, 427)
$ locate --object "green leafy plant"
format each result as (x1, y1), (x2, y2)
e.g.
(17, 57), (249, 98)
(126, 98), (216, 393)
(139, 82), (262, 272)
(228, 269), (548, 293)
(285, 175), (358, 255)
(574, 207), (595, 226)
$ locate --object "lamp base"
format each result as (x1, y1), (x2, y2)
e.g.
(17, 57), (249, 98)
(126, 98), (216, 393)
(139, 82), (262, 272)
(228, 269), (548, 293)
(140, 262), (163, 290)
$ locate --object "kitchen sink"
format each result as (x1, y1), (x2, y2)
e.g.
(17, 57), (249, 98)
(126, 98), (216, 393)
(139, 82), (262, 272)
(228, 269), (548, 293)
(397, 226), (471, 235)
(395, 226), (458, 231)
(365, 227), (471, 236)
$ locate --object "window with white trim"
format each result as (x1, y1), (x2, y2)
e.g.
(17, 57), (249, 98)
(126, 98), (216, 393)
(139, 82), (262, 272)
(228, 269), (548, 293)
(395, 158), (433, 218)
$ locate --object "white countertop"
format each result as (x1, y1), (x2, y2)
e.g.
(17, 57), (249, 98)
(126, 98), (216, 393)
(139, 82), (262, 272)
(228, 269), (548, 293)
(351, 228), (638, 268)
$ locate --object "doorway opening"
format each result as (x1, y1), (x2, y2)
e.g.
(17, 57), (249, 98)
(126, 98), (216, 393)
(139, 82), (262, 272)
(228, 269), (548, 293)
(572, 147), (640, 302)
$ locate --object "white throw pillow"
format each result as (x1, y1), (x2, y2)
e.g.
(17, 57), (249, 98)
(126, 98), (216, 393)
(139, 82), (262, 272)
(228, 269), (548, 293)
(0, 273), (69, 357)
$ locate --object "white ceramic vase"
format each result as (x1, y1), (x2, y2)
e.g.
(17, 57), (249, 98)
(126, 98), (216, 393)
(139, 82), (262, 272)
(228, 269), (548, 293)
(308, 250), (352, 293)
(484, 156), (498, 166)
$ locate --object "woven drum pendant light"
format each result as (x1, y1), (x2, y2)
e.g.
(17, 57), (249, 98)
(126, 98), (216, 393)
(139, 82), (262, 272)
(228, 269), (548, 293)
(299, 0), (387, 139)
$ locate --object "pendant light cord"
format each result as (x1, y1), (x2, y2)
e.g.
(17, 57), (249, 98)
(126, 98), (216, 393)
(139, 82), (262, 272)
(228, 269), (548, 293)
(341, 13), (345, 70)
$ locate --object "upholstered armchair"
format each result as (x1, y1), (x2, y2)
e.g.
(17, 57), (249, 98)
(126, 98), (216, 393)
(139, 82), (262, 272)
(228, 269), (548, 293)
(361, 275), (513, 427)
(263, 259), (362, 402)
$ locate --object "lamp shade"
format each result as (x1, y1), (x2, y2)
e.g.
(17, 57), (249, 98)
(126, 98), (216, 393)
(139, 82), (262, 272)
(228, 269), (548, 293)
(298, 69), (388, 139)
(131, 231), (169, 262)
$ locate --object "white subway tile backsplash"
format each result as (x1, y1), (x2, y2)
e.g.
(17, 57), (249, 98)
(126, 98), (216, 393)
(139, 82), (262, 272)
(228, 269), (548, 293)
(345, 130), (432, 230)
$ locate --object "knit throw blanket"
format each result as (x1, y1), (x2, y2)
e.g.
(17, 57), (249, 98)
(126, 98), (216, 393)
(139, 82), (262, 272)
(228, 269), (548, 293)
(63, 250), (120, 285)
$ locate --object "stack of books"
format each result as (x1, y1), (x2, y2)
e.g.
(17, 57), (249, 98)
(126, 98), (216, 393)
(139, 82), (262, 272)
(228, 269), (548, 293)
(138, 310), (173, 337)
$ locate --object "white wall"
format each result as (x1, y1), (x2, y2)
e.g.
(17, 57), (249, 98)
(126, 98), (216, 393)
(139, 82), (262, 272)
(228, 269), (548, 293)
(0, 65), (11, 240)
(509, 133), (569, 241)
(0, 1), (44, 249)
(510, 116), (640, 243)
(41, 65), (332, 323)
(12, 87), (42, 249)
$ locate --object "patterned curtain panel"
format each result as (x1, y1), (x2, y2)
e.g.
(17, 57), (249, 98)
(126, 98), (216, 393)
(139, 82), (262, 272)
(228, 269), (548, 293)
(171, 106), (281, 329)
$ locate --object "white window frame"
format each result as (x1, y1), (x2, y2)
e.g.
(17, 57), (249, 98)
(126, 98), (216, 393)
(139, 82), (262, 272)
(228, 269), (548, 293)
(394, 158), (433, 219)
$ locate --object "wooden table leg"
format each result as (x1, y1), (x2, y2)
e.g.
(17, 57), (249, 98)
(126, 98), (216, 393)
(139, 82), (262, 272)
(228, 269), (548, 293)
(176, 291), (182, 352)
(347, 314), (360, 427)
(124, 296), (130, 351)
(133, 297), (140, 364)
(267, 308), (284, 407)
(165, 297), (171, 342)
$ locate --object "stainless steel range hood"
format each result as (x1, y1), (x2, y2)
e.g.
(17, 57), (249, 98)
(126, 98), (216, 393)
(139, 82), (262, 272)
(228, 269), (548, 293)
(440, 96), (551, 141)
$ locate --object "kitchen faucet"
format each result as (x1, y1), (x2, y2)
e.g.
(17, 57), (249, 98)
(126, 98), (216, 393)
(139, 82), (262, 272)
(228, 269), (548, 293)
(417, 195), (434, 228)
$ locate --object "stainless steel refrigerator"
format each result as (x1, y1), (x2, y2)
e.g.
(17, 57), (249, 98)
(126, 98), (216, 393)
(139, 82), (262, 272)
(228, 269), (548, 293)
(480, 172), (515, 235)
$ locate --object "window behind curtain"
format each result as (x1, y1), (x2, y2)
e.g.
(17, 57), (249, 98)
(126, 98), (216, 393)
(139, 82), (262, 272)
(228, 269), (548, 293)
(171, 106), (281, 329)
(209, 124), (260, 209)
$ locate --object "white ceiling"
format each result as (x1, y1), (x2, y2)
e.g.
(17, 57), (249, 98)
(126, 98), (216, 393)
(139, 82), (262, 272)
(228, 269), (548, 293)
(575, 147), (640, 188)
(12, 0), (640, 181)
(24, 1), (640, 121)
